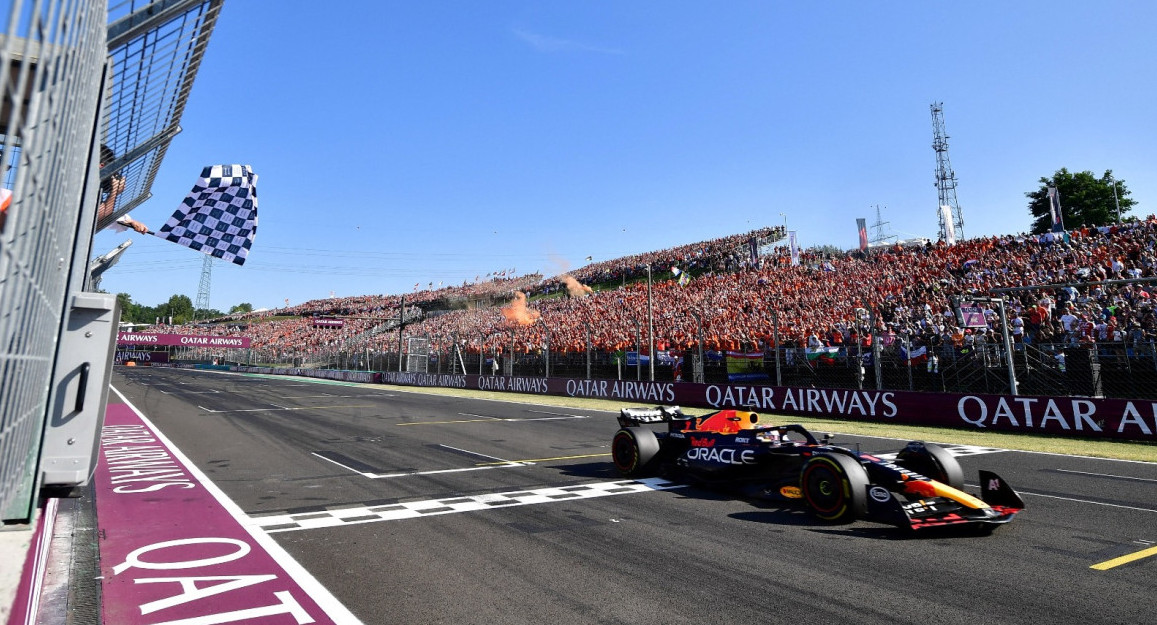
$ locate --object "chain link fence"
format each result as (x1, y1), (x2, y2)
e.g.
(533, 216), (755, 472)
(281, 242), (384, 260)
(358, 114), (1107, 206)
(218, 326), (1157, 404)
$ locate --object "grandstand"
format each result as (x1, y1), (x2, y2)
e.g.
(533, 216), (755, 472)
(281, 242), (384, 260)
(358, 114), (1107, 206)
(134, 218), (1157, 399)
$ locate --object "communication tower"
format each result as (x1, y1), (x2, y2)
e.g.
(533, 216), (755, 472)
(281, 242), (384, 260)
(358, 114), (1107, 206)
(931, 102), (965, 241)
(869, 205), (896, 246)
(194, 255), (212, 320)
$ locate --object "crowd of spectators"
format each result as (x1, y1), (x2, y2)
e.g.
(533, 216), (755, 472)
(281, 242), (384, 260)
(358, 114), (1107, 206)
(530, 226), (785, 297)
(145, 219), (1157, 362)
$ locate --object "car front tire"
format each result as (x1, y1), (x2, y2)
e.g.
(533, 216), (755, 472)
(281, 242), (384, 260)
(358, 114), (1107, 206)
(801, 453), (869, 523)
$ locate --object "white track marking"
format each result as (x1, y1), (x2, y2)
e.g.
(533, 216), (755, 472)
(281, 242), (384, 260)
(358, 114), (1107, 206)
(311, 452), (374, 478)
(198, 405), (374, 414)
(436, 444), (519, 464)
(1053, 469), (1157, 483)
(458, 412), (501, 420)
(247, 478), (686, 533)
(525, 410), (588, 418)
(986, 488), (1157, 514)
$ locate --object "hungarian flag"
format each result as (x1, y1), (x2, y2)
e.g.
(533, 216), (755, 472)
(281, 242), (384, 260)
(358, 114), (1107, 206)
(806, 347), (840, 364)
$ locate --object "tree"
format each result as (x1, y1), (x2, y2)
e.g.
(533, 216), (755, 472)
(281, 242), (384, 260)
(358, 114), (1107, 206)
(160, 294), (194, 324)
(229, 302), (253, 314)
(194, 307), (225, 321)
(116, 292), (137, 323)
(1026, 168), (1136, 234)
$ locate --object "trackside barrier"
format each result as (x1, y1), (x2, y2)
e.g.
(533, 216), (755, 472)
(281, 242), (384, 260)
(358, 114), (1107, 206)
(207, 364), (382, 384)
(221, 366), (1157, 442)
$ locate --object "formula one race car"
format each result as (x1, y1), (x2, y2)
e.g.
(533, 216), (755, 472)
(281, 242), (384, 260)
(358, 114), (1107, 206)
(611, 406), (1024, 531)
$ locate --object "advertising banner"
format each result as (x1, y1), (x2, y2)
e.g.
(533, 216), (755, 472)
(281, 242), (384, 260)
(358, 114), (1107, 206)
(116, 332), (251, 349)
(313, 318), (344, 328)
(115, 350), (169, 364)
(367, 371), (1156, 442)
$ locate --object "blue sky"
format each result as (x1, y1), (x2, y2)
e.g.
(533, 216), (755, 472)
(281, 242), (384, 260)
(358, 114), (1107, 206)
(94, 0), (1157, 312)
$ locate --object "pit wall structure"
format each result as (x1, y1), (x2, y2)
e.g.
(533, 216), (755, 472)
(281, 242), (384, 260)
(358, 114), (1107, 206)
(225, 366), (1157, 443)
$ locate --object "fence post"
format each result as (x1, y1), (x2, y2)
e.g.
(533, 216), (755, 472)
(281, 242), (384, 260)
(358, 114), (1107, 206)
(478, 332), (486, 376)
(632, 319), (642, 381)
(996, 298), (1019, 395)
(873, 329), (883, 390)
(690, 310), (704, 384)
(771, 308), (782, 387)
(646, 265), (655, 382)
(584, 322), (592, 380)
(904, 335), (914, 391)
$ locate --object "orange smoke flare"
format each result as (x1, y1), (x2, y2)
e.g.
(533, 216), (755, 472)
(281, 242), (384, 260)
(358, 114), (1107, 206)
(561, 274), (592, 297)
(502, 291), (541, 326)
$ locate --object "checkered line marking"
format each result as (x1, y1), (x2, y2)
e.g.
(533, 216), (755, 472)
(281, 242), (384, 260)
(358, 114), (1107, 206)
(872, 444), (1007, 462)
(247, 478), (684, 533)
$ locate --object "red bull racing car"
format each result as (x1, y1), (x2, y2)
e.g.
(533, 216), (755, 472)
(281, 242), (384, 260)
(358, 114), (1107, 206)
(611, 406), (1024, 531)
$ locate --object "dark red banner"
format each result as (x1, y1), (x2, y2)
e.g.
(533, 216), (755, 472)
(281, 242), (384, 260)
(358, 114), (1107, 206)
(115, 350), (169, 364)
(116, 332), (251, 349)
(367, 371), (1157, 442)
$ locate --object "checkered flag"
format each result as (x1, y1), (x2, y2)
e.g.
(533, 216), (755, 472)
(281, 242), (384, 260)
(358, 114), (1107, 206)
(155, 165), (258, 266)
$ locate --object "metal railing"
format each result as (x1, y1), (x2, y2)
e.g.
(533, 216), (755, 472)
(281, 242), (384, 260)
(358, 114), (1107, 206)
(212, 333), (1157, 403)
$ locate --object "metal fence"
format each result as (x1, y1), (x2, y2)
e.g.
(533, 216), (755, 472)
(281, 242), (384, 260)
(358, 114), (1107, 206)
(0, 1), (109, 522)
(202, 331), (1157, 403)
(1, 0), (223, 523)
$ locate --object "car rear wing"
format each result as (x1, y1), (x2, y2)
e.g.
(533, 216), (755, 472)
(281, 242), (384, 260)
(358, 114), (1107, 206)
(617, 406), (688, 427)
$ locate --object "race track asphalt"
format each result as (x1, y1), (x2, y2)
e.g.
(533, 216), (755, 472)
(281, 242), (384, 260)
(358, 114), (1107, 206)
(108, 367), (1157, 625)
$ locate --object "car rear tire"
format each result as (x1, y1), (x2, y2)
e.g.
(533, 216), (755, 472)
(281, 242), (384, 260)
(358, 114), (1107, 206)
(801, 453), (869, 523)
(612, 427), (661, 477)
(896, 441), (964, 490)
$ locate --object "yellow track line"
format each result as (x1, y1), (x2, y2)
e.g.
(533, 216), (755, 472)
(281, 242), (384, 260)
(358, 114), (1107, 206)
(1090, 545), (1157, 570)
(475, 453), (611, 465)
